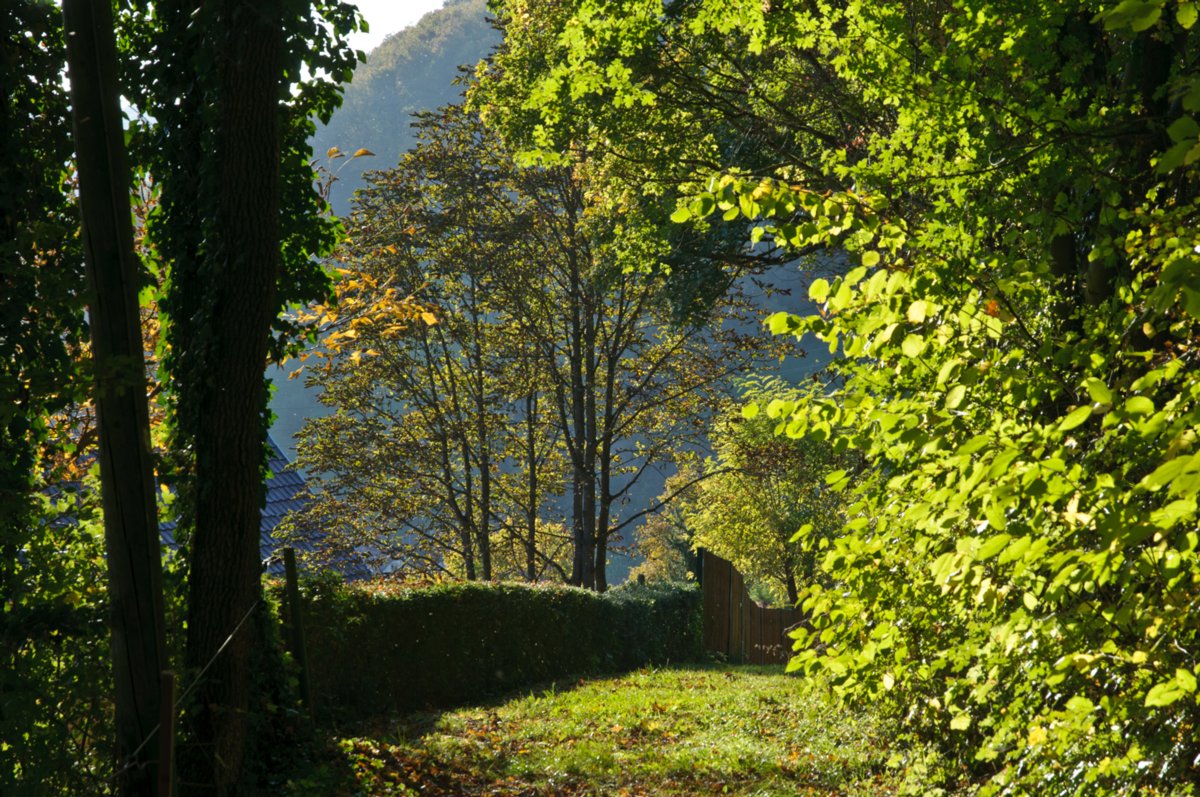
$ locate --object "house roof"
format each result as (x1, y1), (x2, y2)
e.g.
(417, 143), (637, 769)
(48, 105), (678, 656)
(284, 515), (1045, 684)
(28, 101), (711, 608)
(259, 435), (317, 576)
(160, 434), (318, 577)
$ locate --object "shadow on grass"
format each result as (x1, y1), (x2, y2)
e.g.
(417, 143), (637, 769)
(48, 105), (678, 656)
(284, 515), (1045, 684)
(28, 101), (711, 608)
(275, 660), (901, 796)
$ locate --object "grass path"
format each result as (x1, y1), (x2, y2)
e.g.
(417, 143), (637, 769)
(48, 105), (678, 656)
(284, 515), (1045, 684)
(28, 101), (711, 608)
(281, 665), (905, 796)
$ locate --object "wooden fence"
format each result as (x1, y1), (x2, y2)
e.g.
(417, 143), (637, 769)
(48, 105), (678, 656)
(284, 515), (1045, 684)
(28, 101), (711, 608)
(699, 550), (807, 665)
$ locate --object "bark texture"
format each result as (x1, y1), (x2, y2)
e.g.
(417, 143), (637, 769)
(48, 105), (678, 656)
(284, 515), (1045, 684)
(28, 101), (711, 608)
(62, 1), (168, 792)
(181, 1), (282, 792)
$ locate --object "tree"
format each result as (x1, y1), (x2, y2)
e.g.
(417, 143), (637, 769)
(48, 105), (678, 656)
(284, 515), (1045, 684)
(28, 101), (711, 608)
(473, 0), (864, 317)
(679, 383), (853, 605)
(292, 102), (765, 589)
(483, 154), (766, 592)
(490, 0), (1200, 791)
(288, 105), (545, 581)
(63, 1), (168, 792)
(127, 0), (360, 790)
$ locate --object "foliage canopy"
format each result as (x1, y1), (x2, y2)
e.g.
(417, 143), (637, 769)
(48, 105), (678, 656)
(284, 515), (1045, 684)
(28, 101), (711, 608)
(487, 0), (1200, 791)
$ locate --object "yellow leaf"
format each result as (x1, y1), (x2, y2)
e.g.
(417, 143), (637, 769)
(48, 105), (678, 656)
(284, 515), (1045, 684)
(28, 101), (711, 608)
(326, 146), (340, 157)
(421, 311), (438, 326)
(352, 148), (375, 158)
(907, 300), (928, 324)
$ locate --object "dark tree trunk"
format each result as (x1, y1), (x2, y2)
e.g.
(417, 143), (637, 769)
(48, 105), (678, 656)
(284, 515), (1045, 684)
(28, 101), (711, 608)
(62, 2), (168, 793)
(470, 291), (493, 580)
(581, 290), (598, 591)
(182, 1), (282, 792)
(524, 393), (539, 581)
(568, 237), (591, 588)
(785, 570), (799, 606)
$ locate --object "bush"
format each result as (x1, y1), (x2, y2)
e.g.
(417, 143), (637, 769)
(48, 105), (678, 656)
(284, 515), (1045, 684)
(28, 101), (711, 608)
(288, 579), (702, 719)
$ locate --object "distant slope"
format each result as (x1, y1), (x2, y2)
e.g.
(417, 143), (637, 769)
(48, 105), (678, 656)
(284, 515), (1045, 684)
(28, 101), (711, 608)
(271, 0), (496, 455)
(313, 0), (497, 215)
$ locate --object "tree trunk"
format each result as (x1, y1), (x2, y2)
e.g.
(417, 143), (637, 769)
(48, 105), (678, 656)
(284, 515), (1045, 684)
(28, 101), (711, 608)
(62, 2), (168, 793)
(182, 1), (282, 792)
(524, 393), (539, 581)
(581, 288), (598, 591)
(785, 570), (799, 606)
(470, 292), (493, 580)
(568, 238), (591, 588)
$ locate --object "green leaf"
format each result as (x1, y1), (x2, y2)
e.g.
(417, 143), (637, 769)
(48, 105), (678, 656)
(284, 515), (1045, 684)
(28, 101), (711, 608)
(1096, 0), (1164, 31)
(1124, 396), (1155, 416)
(669, 207), (691, 223)
(1177, 668), (1198, 694)
(739, 193), (757, 218)
(1166, 116), (1200, 144)
(1180, 2), (1199, 28)
(936, 359), (960, 388)
(789, 523), (814, 543)
(946, 384), (967, 410)
(809, 279), (830, 302)
(1082, 377), (1113, 406)
(861, 250), (881, 267)
(1145, 680), (1184, 707)
(977, 533), (1012, 560)
(1059, 405), (1093, 432)
(1150, 498), (1197, 528)
(998, 536), (1032, 564)
(767, 312), (795, 335)
(901, 334), (925, 358)
(950, 713), (972, 730)
(1142, 457), (1187, 490)
(907, 300), (928, 324)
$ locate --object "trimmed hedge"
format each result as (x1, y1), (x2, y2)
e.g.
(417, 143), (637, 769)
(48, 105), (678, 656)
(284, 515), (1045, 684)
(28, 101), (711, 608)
(289, 579), (702, 719)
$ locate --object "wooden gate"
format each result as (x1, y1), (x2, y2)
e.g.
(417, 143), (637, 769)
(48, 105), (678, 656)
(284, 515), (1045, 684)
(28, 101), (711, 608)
(699, 550), (806, 665)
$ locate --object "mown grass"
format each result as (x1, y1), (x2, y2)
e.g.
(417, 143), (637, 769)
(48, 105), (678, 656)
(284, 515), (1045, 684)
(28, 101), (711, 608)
(280, 664), (907, 796)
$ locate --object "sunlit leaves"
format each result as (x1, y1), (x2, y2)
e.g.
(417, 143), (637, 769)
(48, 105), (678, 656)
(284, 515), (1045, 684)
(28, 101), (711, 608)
(490, 0), (1200, 790)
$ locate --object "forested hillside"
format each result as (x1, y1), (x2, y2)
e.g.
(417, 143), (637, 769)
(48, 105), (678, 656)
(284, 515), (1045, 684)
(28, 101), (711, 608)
(312, 0), (497, 215)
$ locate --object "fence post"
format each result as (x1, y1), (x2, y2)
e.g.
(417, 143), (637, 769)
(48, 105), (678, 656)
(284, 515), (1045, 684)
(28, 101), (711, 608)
(283, 547), (313, 720)
(157, 670), (175, 797)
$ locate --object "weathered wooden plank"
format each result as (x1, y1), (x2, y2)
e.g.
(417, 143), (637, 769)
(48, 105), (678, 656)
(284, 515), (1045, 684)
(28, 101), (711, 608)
(701, 550), (813, 664)
(749, 600), (762, 664)
(703, 551), (733, 655)
(729, 567), (744, 663)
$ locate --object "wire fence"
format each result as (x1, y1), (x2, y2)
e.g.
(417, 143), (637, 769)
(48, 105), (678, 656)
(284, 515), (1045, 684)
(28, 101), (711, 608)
(112, 597), (262, 790)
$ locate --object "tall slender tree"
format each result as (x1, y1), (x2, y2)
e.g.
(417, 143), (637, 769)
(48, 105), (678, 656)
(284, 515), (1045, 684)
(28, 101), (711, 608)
(62, 1), (168, 792)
